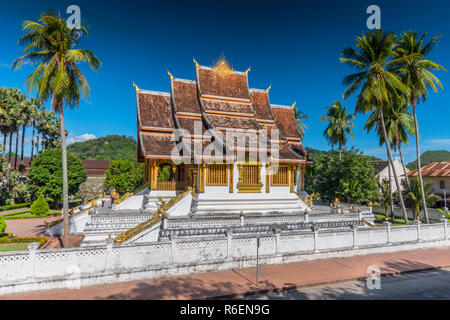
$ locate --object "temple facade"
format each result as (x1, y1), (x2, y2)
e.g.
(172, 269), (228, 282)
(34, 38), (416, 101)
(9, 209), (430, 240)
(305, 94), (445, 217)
(136, 58), (313, 216)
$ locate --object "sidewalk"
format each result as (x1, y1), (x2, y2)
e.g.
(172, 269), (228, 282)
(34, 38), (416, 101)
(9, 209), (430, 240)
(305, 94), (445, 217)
(3, 246), (450, 300)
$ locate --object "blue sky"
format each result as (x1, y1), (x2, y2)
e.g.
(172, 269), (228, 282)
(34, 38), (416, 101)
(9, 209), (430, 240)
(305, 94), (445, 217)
(0, 0), (449, 162)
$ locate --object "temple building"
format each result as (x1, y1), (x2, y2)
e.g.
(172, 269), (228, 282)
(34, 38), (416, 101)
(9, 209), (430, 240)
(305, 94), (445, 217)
(47, 58), (375, 247)
(136, 58), (313, 215)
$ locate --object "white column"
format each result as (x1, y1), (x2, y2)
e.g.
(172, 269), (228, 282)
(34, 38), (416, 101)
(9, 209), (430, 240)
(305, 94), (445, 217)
(28, 242), (39, 279)
(312, 226), (319, 253)
(383, 221), (391, 244)
(351, 224), (357, 249)
(274, 228), (280, 255)
(441, 218), (448, 240)
(413, 220), (421, 242)
(296, 166), (301, 193)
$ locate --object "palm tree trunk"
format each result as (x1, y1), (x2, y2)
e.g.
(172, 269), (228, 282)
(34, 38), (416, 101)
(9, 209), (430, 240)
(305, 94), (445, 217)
(30, 120), (35, 159)
(379, 105), (408, 224)
(56, 102), (70, 248)
(398, 142), (411, 190)
(8, 131), (12, 165)
(411, 96), (429, 223)
(2, 133), (7, 160)
(20, 124), (25, 162)
(36, 136), (40, 154)
(14, 130), (19, 169)
(387, 150), (394, 219)
(338, 141), (342, 171)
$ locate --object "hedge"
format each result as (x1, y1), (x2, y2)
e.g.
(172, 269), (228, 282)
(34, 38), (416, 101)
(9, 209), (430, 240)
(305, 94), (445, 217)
(1, 210), (31, 218)
(0, 236), (47, 247)
(0, 202), (32, 212)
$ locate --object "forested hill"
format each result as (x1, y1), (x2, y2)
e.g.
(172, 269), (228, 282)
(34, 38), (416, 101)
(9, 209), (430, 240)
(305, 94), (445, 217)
(406, 150), (450, 170)
(305, 147), (382, 162)
(67, 135), (137, 161)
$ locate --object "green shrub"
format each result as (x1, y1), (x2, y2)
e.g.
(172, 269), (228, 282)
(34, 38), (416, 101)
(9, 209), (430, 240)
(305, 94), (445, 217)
(0, 216), (6, 234)
(0, 202), (32, 212)
(30, 194), (50, 216)
(0, 236), (47, 247)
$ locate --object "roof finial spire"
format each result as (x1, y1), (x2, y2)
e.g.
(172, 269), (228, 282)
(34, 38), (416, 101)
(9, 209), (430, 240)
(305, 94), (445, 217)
(167, 71), (174, 80)
(244, 67), (251, 75)
(193, 58), (200, 68)
(265, 84), (271, 93)
(291, 101), (296, 110)
(132, 82), (140, 92)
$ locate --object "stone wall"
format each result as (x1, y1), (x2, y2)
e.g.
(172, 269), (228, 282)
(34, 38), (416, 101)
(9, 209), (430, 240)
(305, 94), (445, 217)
(1, 220), (449, 295)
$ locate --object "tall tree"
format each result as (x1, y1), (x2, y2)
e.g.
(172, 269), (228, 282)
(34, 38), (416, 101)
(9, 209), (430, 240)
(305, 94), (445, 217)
(29, 98), (44, 159)
(293, 107), (308, 138)
(320, 101), (355, 169)
(13, 12), (101, 247)
(340, 30), (410, 223)
(394, 31), (446, 224)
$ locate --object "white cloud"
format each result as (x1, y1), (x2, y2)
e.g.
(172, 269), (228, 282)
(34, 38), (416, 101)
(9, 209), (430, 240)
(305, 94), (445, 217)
(427, 139), (450, 148)
(66, 133), (97, 145)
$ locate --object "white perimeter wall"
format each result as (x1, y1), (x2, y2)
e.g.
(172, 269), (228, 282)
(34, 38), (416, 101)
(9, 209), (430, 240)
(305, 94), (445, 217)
(1, 220), (450, 295)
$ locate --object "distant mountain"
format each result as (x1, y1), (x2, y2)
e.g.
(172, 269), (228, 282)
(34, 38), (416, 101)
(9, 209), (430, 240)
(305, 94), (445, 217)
(67, 135), (137, 161)
(406, 150), (450, 170)
(305, 147), (382, 162)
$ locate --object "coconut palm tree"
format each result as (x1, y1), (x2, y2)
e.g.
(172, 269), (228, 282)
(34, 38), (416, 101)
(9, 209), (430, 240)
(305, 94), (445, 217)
(13, 12), (101, 247)
(393, 31), (446, 224)
(406, 176), (440, 221)
(320, 101), (355, 170)
(378, 179), (392, 221)
(293, 107), (308, 137)
(29, 98), (44, 159)
(340, 29), (411, 224)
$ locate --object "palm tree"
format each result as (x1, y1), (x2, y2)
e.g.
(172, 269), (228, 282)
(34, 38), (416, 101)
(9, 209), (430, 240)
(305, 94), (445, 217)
(293, 107), (308, 137)
(320, 101), (355, 169)
(340, 30), (410, 224)
(394, 31), (446, 224)
(407, 176), (440, 221)
(378, 179), (392, 221)
(385, 99), (415, 190)
(0, 88), (12, 160)
(13, 12), (101, 247)
(29, 98), (44, 159)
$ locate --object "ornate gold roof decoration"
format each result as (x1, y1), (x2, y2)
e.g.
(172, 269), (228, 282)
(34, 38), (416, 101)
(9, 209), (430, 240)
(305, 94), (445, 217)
(167, 71), (174, 80)
(212, 58), (235, 76)
(244, 67), (251, 75)
(132, 82), (140, 92)
(265, 85), (271, 93)
(193, 58), (200, 68)
(291, 101), (297, 110)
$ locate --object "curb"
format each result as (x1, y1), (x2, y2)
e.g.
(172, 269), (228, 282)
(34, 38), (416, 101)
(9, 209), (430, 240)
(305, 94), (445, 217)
(206, 265), (450, 300)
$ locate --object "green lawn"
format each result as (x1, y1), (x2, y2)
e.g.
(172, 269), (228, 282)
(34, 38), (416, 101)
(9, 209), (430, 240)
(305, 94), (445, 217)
(374, 214), (414, 226)
(4, 210), (61, 220)
(0, 243), (29, 252)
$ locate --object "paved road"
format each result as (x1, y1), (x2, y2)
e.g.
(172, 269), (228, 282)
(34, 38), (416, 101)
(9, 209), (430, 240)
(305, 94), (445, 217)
(239, 268), (450, 300)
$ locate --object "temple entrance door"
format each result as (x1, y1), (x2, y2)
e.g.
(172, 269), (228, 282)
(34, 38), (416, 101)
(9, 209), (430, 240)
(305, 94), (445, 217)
(189, 168), (198, 195)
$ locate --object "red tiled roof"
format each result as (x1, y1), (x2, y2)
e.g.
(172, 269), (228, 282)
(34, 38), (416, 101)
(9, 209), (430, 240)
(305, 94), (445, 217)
(408, 162), (450, 177)
(250, 90), (274, 121)
(197, 67), (249, 100)
(171, 80), (202, 114)
(272, 106), (302, 139)
(203, 99), (253, 114)
(138, 92), (174, 129)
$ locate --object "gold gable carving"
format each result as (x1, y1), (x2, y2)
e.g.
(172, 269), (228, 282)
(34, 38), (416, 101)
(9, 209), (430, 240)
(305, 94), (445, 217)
(212, 60), (235, 77)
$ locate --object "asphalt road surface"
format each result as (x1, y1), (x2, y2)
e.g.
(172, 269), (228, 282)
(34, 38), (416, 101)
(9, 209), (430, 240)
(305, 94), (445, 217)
(239, 268), (450, 300)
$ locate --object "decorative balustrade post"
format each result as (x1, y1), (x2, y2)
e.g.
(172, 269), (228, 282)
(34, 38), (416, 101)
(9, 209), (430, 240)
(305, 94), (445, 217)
(350, 224), (357, 249)
(413, 220), (421, 242)
(274, 228), (280, 255)
(240, 211), (245, 227)
(105, 235), (115, 271)
(441, 218), (448, 240)
(311, 225), (319, 253)
(226, 229), (233, 261)
(28, 242), (40, 278)
(170, 235), (177, 264)
(163, 217), (168, 230)
(383, 222), (391, 245)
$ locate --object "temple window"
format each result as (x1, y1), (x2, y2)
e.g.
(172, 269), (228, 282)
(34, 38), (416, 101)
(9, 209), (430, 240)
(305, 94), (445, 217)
(271, 164), (289, 186)
(206, 163), (228, 186)
(237, 161), (263, 193)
